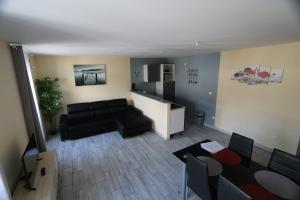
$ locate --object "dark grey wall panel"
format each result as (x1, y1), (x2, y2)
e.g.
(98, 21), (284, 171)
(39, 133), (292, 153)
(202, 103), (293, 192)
(167, 53), (220, 126)
(130, 54), (220, 126)
(130, 58), (168, 94)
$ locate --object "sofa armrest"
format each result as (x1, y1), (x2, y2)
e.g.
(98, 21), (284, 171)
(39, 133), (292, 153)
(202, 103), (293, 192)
(59, 114), (69, 141)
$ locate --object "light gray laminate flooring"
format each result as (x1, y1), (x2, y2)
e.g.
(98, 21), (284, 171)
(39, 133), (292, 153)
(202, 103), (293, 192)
(46, 124), (271, 200)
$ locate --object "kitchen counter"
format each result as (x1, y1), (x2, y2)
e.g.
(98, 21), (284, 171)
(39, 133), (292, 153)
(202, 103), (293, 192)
(132, 91), (184, 110)
(131, 90), (171, 103)
(171, 103), (183, 110)
(131, 91), (185, 140)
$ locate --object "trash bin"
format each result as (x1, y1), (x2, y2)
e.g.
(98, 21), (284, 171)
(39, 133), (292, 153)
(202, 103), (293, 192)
(194, 111), (205, 127)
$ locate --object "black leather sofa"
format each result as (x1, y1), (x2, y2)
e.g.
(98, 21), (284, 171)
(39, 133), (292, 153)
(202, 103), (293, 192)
(59, 99), (152, 141)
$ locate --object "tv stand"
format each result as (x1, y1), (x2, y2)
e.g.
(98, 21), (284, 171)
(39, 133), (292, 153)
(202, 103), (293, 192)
(13, 150), (58, 200)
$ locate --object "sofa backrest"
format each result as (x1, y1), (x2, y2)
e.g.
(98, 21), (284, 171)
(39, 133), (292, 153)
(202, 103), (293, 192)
(90, 100), (112, 117)
(90, 100), (110, 110)
(67, 103), (91, 120)
(67, 99), (128, 119)
(109, 99), (128, 113)
(109, 99), (128, 107)
(91, 99), (128, 116)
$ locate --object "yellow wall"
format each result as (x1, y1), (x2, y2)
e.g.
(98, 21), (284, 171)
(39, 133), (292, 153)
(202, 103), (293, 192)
(33, 55), (131, 110)
(216, 42), (300, 154)
(0, 42), (28, 191)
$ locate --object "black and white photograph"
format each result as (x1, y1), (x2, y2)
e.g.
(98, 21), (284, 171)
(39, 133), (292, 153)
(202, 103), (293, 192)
(73, 64), (106, 86)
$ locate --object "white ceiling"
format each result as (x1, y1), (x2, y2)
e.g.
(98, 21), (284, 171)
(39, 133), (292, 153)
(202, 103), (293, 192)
(0, 0), (300, 57)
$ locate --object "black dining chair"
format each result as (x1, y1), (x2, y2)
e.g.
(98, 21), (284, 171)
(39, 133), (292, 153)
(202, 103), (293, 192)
(217, 176), (252, 200)
(268, 148), (300, 185)
(186, 153), (216, 200)
(228, 132), (254, 159)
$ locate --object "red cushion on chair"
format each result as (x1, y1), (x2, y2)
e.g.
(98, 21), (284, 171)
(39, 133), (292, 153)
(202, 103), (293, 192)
(212, 148), (241, 165)
(240, 184), (280, 200)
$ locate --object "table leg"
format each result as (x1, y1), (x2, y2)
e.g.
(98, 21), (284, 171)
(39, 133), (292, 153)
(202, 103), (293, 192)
(181, 163), (188, 200)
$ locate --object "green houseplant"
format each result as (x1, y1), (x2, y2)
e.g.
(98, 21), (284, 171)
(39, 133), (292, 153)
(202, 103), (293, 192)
(35, 77), (63, 134)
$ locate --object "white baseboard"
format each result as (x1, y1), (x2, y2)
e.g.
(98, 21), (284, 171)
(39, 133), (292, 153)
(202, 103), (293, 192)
(204, 123), (272, 153)
(204, 123), (232, 135)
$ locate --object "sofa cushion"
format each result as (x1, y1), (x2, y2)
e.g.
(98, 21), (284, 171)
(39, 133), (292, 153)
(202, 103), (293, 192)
(117, 115), (152, 130)
(68, 111), (91, 120)
(109, 99), (128, 107)
(68, 103), (90, 113)
(92, 108), (112, 117)
(117, 124), (152, 138)
(90, 100), (111, 110)
(68, 115), (92, 125)
(111, 106), (128, 114)
(69, 119), (115, 132)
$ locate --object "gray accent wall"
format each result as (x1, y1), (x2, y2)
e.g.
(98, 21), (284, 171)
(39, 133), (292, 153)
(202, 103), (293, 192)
(130, 54), (220, 126)
(167, 53), (220, 126)
(130, 58), (168, 94)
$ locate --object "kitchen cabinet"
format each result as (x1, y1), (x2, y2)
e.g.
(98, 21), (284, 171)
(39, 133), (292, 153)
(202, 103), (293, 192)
(143, 64), (175, 83)
(160, 64), (175, 82)
(143, 64), (160, 82)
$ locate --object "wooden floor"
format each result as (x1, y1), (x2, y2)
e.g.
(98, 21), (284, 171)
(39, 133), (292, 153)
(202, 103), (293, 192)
(47, 124), (271, 200)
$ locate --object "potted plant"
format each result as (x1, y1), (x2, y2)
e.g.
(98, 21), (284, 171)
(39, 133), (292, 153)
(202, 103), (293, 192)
(35, 77), (63, 134)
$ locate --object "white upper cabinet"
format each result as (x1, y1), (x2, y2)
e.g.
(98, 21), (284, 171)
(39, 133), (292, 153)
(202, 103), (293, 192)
(160, 64), (175, 82)
(143, 64), (175, 82)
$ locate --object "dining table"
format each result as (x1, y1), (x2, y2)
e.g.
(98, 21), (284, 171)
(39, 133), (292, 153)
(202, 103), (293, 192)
(173, 139), (300, 200)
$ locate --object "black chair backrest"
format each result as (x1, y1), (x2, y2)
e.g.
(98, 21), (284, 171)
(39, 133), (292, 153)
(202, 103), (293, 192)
(218, 176), (251, 200)
(229, 132), (254, 159)
(186, 153), (212, 200)
(268, 148), (300, 185)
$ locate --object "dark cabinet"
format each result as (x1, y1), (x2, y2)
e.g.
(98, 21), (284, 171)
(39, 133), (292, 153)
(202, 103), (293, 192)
(143, 64), (160, 82)
(156, 81), (175, 102)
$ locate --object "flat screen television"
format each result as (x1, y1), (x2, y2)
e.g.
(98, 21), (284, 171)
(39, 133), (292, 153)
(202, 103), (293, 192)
(21, 134), (40, 190)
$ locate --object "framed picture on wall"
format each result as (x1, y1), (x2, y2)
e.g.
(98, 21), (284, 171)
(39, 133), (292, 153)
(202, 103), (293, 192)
(269, 68), (284, 83)
(231, 65), (284, 85)
(73, 64), (106, 86)
(257, 66), (271, 84)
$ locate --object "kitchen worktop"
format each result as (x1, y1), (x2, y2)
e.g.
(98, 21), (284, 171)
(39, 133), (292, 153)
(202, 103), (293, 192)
(131, 91), (185, 140)
(131, 90), (171, 103)
(131, 90), (184, 110)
